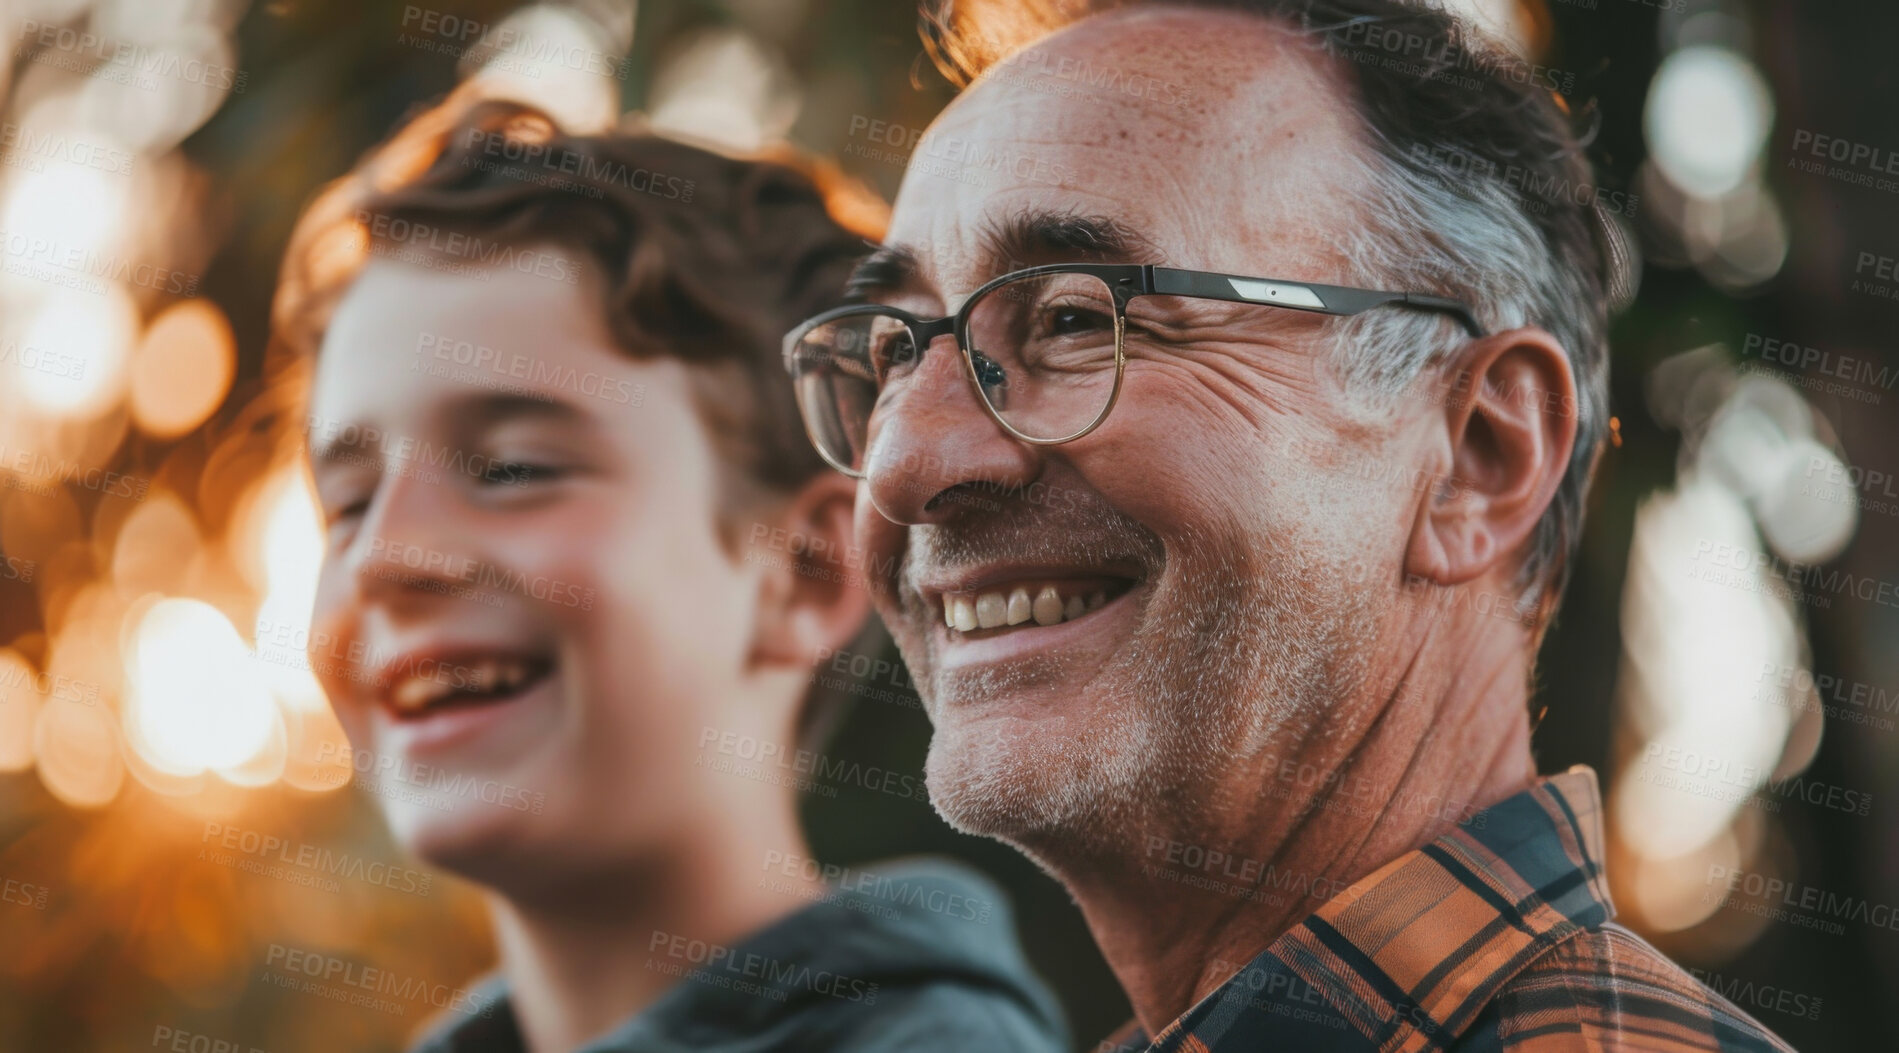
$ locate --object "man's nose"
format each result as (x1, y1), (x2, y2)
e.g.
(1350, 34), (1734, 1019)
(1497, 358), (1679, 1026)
(862, 333), (1040, 525)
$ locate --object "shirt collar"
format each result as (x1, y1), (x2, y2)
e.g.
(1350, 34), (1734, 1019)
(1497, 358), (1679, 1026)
(1139, 766), (1614, 1053)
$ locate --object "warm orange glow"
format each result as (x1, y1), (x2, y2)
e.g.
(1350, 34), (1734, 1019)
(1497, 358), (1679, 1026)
(34, 696), (127, 808)
(0, 648), (44, 772)
(110, 491), (203, 597)
(130, 299), (236, 440)
(11, 288), (137, 418)
(124, 598), (280, 777)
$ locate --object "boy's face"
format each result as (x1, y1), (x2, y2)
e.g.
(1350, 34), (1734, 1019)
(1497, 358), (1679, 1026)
(305, 256), (769, 887)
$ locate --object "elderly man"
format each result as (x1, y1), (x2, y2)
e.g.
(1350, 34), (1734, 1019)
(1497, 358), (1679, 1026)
(782, 0), (1797, 1050)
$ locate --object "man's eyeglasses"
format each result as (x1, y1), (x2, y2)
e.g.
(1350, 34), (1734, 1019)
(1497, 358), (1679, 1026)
(782, 262), (1486, 478)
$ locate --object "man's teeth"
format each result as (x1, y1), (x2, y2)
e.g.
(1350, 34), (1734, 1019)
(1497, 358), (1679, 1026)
(389, 657), (539, 713)
(941, 585), (1111, 634)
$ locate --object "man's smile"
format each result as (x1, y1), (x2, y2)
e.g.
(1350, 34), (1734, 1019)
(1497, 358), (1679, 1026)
(908, 558), (1148, 673)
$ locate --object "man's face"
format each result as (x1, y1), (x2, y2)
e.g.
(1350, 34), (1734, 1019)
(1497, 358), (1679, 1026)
(307, 255), (766, 889)
(858, 10), (1426, 854)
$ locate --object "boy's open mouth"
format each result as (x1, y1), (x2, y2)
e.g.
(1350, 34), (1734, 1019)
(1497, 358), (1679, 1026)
(376, 650), (556, 720)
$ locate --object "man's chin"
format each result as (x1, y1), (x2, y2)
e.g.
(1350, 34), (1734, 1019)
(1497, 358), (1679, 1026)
(923, 706), (1148, 856)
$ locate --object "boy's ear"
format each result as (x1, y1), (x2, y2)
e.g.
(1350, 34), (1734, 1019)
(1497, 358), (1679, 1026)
(1404, 327), (1577, 590)
(746, 472), (872, 671)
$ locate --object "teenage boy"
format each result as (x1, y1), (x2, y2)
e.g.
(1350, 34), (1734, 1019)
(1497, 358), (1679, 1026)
(275, 94), (1068, 1053)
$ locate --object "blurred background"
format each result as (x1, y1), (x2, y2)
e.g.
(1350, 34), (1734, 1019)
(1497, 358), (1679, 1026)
(0, 0), (1894, 1049)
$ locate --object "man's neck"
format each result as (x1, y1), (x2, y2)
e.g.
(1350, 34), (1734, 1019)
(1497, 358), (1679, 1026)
(487, 806), (828, 1053)
(1054, 615), (1539, 1038)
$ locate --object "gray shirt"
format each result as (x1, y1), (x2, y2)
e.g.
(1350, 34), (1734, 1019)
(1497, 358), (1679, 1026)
(407, 857), (1068, 1053)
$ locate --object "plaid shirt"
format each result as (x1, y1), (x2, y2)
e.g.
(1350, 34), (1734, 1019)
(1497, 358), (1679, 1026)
(1109, 767), (1797, 1053)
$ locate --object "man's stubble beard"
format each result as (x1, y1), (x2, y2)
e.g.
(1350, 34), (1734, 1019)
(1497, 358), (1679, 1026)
(910, 507), (1384, 867)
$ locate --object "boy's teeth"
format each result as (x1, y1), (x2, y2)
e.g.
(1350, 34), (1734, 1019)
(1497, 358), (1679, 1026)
(1032, 586), (1063, 626)
(392, 676), (450, 711)
(944, 584), (1121, 634)
(389, 657), (538, 713)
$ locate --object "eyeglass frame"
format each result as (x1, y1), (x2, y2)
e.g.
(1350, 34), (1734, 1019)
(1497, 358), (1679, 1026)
(781, 262), (1488, 478)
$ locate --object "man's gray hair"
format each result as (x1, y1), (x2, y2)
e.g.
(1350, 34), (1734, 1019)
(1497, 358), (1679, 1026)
(921, 0), (1625, 622)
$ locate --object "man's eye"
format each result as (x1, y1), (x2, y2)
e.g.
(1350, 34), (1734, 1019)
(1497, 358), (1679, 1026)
(1042, 303), (1114, 337)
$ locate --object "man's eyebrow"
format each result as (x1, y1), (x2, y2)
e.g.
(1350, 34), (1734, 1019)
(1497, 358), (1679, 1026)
(979, 208), (1163, 272)
(844, 245), (919, 302)
(841, 211), (1161, 302)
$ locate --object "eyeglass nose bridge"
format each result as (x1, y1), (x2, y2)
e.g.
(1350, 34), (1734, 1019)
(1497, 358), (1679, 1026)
(906, 314), (958, 355)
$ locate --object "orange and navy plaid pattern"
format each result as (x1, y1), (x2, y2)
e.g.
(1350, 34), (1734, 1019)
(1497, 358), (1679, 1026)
(1112, 767), (1797, 1052)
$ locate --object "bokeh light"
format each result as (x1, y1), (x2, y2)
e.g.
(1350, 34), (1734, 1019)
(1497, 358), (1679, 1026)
(128, 299), (236, 440)
(1644, 45), (1773, 199)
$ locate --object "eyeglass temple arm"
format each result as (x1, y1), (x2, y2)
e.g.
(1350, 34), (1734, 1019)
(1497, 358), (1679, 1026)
(1147, 267), (1486, 339)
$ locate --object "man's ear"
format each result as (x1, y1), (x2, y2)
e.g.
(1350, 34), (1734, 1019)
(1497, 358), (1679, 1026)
(746, 471), (873, 671)
(1405, 328), (1577, 587)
